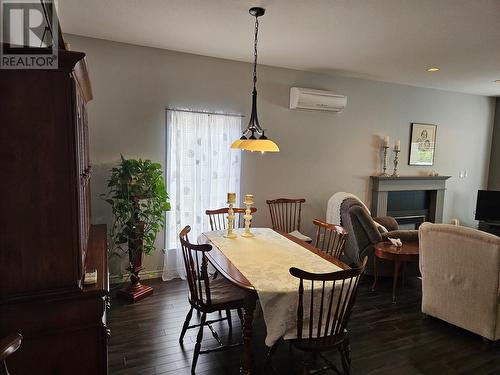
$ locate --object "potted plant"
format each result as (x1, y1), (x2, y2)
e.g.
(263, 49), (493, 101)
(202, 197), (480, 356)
(102, 156), (170, 302)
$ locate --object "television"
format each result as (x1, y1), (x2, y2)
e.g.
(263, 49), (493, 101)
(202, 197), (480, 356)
(475, 190), (500, 222)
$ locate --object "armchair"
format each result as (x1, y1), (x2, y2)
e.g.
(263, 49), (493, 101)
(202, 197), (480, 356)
(339, 198), (418, 274)
(419, 223), (500, 341)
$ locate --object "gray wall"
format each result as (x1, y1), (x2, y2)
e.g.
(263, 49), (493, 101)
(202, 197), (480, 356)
(65, 34), (496, 278)
(488, 98), (500, 189)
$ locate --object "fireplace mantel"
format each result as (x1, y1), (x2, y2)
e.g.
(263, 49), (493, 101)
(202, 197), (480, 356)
(370, 175), (451, 224)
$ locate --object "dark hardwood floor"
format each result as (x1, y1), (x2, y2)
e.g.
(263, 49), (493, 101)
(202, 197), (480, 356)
(109, 276), (500, 374)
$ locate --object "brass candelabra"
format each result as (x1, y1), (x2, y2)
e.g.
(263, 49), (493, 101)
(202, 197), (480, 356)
(380, 145), (390, 176)
(391, 149), (400, 177)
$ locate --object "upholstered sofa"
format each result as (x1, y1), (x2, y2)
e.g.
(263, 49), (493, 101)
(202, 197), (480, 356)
(419, 223), (500, 341)
(339, 198), (418, 274)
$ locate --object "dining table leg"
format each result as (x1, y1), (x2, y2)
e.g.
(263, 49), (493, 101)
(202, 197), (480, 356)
(240, 291), (257, 375)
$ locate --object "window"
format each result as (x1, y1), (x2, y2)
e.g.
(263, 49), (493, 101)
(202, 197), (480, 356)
(163, 109), (241, 279)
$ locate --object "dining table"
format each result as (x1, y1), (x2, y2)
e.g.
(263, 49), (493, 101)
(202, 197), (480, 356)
(199, 227), (349, 375)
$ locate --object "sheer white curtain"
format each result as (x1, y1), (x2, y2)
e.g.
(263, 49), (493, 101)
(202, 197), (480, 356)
(162, 110), (242, 280)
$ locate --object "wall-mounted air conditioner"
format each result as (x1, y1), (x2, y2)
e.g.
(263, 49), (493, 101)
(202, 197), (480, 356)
(289, 87), (347, 113)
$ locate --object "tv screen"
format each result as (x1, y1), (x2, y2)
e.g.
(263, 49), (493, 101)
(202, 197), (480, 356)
(475, 190), (500, 221)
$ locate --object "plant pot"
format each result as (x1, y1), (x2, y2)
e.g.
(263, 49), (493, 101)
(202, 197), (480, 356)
(117, 221), (153, 303)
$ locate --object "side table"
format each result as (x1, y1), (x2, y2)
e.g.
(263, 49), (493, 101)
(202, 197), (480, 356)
(372, 241), (419, 303)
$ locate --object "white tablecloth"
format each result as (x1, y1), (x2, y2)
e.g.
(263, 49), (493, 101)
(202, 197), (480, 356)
(199, 228), (342, 346)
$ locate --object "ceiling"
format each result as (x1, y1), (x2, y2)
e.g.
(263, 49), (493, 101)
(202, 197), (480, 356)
(59, 0), (500, 97)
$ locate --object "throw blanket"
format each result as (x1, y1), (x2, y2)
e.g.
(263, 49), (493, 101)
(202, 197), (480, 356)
(326, 192), (387, 232)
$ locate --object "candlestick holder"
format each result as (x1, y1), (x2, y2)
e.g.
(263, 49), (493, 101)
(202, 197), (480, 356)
(241, 200), (254, 238)
(379, 145), (390, 176)
(224, 202), (237, 238)
(391, 149), (400, 177)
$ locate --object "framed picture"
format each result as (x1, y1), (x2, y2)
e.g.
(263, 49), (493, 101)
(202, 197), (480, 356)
(409, 123), (437, 166)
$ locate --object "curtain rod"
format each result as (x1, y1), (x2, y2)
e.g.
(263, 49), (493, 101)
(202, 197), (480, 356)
(165, 107), (245, 118)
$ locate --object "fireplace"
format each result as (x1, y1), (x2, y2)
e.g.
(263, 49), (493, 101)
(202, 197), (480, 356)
(370, 176), (451, 227)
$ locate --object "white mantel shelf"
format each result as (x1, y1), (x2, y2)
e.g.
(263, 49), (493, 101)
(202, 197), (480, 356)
(369, 175), (452, 223)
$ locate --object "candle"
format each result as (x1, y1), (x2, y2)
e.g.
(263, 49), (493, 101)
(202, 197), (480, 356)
(384, 135), (390, 148)
(244, 194), (254, 204)
(227, 192), (236, 204)
(395, 140), (401, 151)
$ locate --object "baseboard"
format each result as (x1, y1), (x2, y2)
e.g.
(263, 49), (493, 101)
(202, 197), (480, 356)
(109, 269), (163, 284)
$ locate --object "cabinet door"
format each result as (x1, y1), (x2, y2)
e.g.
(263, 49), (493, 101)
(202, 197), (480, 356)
(75, 87), (91, 275)
(0, 69), (81, 296)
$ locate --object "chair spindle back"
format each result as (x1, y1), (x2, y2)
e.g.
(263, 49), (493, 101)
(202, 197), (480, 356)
(0, 333), (22, 375)
(313, 219), (348, 259)
(205, 207), (257, 231)
(289, 257), (367, 342)
(179, 226), (213, 307)
(266, 198), (306, 233)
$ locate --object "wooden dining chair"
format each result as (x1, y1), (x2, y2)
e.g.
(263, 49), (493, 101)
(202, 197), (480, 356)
(266, 198), (312, 242)
(277, 257), (367, 374)
(312, 218), (348, 260)
(206, 207), (257, 230)
(178, 225), (245, 374)
(0, 333), (22, 375)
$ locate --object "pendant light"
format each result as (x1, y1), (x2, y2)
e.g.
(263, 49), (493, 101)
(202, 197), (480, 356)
(231, 7), (279, 153)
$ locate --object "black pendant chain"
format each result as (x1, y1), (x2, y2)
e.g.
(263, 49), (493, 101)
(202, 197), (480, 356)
(252, 16), (259, 89)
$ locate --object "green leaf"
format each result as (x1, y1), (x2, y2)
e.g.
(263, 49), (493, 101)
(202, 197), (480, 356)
(102, 156), (170, 261)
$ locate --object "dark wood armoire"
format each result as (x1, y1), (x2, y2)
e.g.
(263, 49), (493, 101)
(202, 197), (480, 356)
(0, 47), (109, 373)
